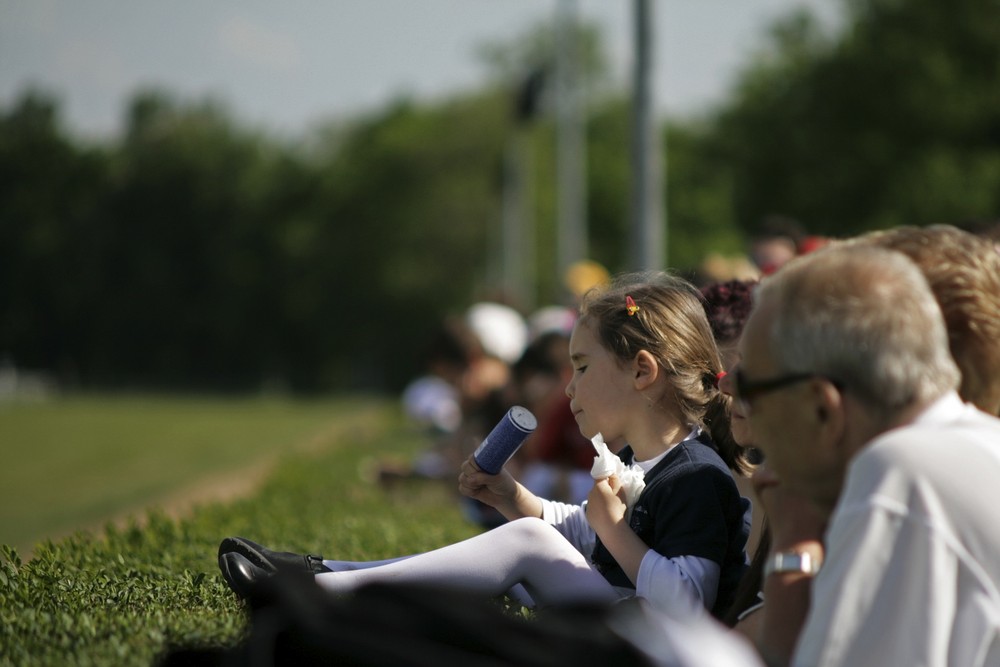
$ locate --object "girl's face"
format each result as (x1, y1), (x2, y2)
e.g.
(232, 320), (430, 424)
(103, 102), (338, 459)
(565, 319), (636, 441)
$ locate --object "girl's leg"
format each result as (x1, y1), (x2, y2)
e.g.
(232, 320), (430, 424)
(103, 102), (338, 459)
(323, 556), (537, 609)
(314, 517), (618, 607)
(322, 555), (411, 572)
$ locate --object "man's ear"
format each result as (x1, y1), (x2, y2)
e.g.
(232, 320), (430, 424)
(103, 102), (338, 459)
(813, 378), (846, 443)
(633, 350), (660, 390)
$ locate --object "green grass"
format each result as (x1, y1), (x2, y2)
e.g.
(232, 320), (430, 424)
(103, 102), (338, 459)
(0, 393), (482, 666)
(0, 393), (387, 554)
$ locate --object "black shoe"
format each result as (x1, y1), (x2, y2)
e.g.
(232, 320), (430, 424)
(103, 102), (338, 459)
(218, 536), (332, 575)
(219, 552), (272, 599)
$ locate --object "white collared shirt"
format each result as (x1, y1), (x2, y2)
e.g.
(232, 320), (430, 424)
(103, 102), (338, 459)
(795, 392), (1000, 666)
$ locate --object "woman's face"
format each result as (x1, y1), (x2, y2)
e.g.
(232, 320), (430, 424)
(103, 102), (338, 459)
(718, 347), (754, 447)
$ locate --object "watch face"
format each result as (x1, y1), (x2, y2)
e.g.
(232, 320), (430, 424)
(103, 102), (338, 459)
(765, 551), (817, 577)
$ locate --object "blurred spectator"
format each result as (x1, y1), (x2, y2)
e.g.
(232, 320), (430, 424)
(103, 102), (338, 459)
(381, 317), (484, 482)
(847, 224), (1000, 416)
(697, 253), (761, 286)
(700, 278), (768, 634)
(526, 305), (577, 343)
(399, 318), (476, 436)
(955, 217), (1000, 252)
(451, 301), (530, 528)
(466, 301), (528, 366)
(512, 328), (597, 506)
(562, 259), (610, 303)
(795, 235), (830, 255)
(700, 279), (758, 370)
(749, 215), (804, 276)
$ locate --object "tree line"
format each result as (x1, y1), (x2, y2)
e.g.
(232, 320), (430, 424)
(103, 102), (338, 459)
(2, 0), (998, 394)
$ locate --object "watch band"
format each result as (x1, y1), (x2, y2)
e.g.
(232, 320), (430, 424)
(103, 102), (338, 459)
(764, 551), (820, 577)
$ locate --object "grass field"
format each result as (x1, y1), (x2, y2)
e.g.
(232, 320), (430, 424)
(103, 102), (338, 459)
(0, 392), (483, 666)
(0, 393), (411, 555)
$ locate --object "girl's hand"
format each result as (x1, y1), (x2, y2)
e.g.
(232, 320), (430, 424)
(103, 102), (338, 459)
(586, 475), (647, 586)
(458, 454), (518, 509)
(585, 475), (627, 534)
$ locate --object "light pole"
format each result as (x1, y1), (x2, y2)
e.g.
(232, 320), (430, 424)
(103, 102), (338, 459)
(499, 67), (546, 312)
(629, 0), (665, 271)
(555, 0), (587, 277)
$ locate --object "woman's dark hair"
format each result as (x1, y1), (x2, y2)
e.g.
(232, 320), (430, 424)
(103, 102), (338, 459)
(700, 279), (757, 346)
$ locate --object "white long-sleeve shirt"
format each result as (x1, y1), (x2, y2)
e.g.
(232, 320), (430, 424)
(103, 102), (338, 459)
(539, 497), (719, 615)
(795, 393), (1000, 666)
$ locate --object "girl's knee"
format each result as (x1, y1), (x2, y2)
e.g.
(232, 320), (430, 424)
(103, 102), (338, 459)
(502, 517), (573, 553)
(504, 516), (551, 539)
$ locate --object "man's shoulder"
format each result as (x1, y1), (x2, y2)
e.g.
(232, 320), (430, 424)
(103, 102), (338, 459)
(867, 403), (1000, 455)
(846, 404), (1000, 505)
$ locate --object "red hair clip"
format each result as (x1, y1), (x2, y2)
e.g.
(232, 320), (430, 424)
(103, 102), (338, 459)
(625, 295), (640, 316)
(714, 371), (727, 388)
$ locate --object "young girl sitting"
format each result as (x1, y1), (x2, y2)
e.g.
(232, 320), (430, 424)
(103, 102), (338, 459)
(219, 272), (752, 618)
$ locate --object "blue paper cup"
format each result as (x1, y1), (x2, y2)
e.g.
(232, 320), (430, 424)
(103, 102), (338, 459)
(473, 406), (537, 474)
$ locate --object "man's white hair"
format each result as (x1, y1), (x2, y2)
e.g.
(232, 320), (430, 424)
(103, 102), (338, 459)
(756, 244), (960, 419)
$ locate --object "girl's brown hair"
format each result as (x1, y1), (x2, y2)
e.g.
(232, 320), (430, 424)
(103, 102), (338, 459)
(578, 271), (752, 476)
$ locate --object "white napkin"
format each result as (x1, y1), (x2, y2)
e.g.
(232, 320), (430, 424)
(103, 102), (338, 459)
(590, 433), (646, 516)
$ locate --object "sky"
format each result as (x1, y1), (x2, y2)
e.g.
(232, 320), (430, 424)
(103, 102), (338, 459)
(0, 0), (841, 140)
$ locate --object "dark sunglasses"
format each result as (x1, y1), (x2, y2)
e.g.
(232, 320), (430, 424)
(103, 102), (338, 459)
(733, 367), (834, 413)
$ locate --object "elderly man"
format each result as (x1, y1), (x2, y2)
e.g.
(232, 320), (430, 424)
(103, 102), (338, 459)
(738, 245), (1000, 666)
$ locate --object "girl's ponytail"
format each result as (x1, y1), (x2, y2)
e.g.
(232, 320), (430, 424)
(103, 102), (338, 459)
(703, 389), (753, 477)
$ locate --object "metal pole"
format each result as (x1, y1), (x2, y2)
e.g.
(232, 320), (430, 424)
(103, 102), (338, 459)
(630, 0), (664, 271)
(501, 132), (535, 311)
(521, 129), (536, 312)
(555, 0), (587, 277)
(501, 138), (535, 308)
(500, 139), (520, 302)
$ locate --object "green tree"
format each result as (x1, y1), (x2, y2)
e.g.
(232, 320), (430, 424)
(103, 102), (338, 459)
(663, 118), (745, 273)
(0, 91), (109, 380)
(300, 93), (512, 390)
(90, 91), (289, 389)
(712, 0), (1000, 237)
(3, 17), (795, 395)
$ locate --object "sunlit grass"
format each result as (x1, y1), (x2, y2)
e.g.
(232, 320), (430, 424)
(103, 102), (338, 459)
(0, 394), (483, 666)
(0, 393), (391, 554)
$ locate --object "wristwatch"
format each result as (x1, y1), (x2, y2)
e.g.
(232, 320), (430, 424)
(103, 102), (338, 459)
(763, 551), (820, 578)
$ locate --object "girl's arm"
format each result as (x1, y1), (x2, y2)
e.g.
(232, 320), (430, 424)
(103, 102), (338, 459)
(636, 552), (720, 612)
(539, 498), (595, 555)
(458, 454), (544, 520)
(588, 474), (721, 612)
(586, 475), (647, 583)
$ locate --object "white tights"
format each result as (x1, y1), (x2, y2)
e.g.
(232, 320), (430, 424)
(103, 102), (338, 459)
(314, 517), (620, 608)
